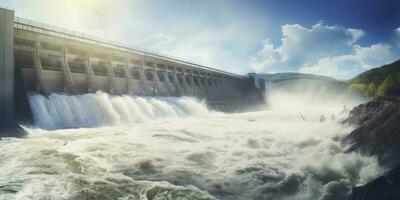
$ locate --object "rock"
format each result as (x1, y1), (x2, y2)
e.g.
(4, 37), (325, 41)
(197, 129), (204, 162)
(342, 96), (400, 200)
(352, 166), (400, 200)
(343, 96), (400, 167)
(0, 125), (27, 138)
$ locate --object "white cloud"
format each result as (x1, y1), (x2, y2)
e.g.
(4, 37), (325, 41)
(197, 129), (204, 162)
(251, 22), (398, 79)
(299, 44), (395, 79)
(396, 27), (400, 47)
(251, 23), (363, 72)
(135, 22), (262, 74)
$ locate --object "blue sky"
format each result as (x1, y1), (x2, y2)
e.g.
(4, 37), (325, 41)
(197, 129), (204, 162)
(1, 0), (399, 79)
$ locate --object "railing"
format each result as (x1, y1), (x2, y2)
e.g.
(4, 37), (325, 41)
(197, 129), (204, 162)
(14, 17), (247, 80)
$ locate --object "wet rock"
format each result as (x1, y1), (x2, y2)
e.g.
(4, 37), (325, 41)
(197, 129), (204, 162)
(0, 125), (27, 137)
(352, 166), (400, 200)
(343, 96), (400, 167)
(342, 96), (400, 200)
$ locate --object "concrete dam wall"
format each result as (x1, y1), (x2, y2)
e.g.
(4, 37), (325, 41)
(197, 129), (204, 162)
(0, 7), (265, 135)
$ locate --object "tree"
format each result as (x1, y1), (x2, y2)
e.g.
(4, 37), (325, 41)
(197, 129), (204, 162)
(348, 83), (368, 97)
(376, 73), (400, 96)
(366, 82), (377, 97)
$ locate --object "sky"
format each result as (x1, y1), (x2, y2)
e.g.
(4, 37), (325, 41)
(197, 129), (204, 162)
(1, 0), (400, 79)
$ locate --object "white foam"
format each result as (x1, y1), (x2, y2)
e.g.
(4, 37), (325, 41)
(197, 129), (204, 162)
(0, 92), (381, 200)
(28, 92), (211, 130)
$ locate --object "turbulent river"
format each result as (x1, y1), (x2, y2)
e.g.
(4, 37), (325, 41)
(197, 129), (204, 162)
(0, 92), (381, 200)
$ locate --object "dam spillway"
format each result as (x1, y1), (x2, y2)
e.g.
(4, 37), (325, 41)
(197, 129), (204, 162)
(0, 7), (265, 135)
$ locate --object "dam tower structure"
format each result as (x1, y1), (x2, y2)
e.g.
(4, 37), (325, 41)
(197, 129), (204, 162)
(0, 7), (265, 136)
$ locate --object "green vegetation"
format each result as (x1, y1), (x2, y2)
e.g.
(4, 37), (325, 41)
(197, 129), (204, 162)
(376, 73), (400, 96)
(260, 60), (400, 99)
(347, 60), (400, 97)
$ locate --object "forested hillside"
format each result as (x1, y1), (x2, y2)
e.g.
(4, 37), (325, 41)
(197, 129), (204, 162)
(348, 60), (400, 97)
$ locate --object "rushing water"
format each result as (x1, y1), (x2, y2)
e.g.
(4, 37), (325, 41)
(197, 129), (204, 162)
(0, 92), (381, 200)
(28, 92), (211, 130)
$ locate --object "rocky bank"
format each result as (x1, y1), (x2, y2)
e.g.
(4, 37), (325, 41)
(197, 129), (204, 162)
(342, 96), (400, 199)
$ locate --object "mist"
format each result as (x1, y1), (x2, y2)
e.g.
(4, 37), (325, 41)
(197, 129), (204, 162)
(264, 79), (366, 112)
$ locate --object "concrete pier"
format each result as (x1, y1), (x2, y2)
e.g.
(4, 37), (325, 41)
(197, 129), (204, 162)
(0, 7), (16, 133)
(60, 48), (75, 94)
(84, 56), (98, 93)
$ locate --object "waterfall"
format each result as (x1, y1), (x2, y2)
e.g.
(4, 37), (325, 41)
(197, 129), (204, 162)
(28, 92), (211, 130)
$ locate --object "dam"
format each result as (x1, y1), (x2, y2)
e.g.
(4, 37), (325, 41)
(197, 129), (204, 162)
(0, 7), (265, 136)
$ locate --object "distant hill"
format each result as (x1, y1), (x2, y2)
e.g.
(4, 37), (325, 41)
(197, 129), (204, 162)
(348, 60), (400, 97)
(252, 60), (400, 99)
(351, 60), (400, 84)
(255, 72), (336, 83)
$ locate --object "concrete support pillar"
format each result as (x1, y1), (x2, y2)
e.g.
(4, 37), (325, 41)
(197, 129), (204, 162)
(200, 77), (209, 98)
(183, 74), (192, 95)
(175, 73), (185, 96)
(161, 71), (175, 96)
(184, 74), (196, 95)
(106, 58), (121, 95)
(219, 80), (228, 100)
(193, 76), (202, 97)
(178, 67), (190, 96)
(151, 70), (158, 95)
(152, 63), (168, 96)
(206, 78), (216, 100)
(190, 73), (200, 97)
(0, 7), (15, 129)
(198, 77), (207, 98)
(183, 74), (190, 95)
(220, 80), (228, 100)
(33, 41), (47, 94)
(84, 56), (98, 93)
(140, 56), (152, 96)
(151, 64), (162, 96)
(60, 48), (75, 94)
(196, 77), (205, 97)
(171, 69), (183, 96)
(213, 79), (223, 100)
(138, 68), (149, 96)
(123, 64), (135, 95)
(217, 79), (223, 96)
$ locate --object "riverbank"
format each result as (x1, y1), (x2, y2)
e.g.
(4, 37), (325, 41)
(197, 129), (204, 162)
(342, 96), (400, 199)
